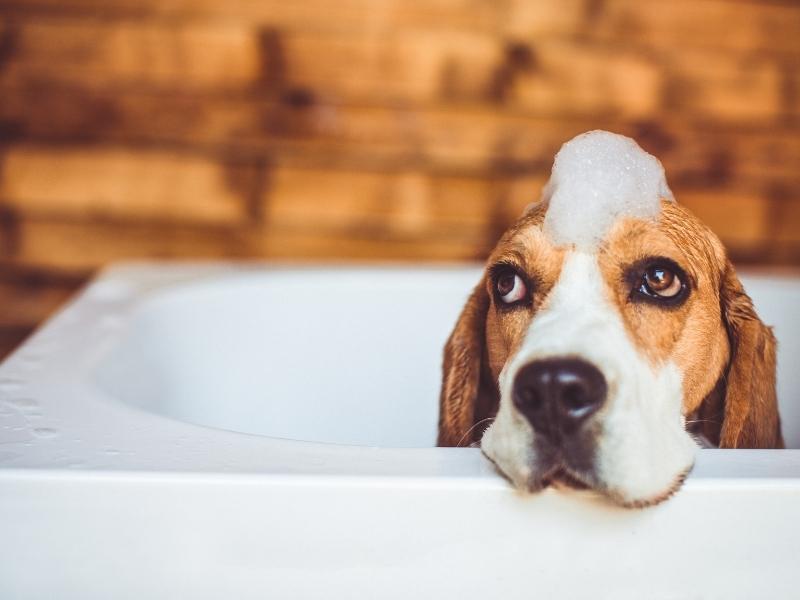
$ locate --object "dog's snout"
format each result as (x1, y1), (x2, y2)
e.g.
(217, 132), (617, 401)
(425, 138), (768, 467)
(512, 358), (607, 437)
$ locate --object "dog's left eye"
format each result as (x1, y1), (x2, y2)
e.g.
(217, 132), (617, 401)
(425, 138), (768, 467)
(628, 258), (690, 307)
(637, 264), (685, 301)
(496, 271), (528, 304)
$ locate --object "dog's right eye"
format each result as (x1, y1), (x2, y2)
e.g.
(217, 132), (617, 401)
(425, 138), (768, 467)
(496, 271), (528, 304)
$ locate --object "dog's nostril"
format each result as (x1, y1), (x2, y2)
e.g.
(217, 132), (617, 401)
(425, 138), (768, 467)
(516, 386), (542, 412)
(559, 375), (601, 419)
(512, 358), (607, 435)
(562, 382), (589, 413)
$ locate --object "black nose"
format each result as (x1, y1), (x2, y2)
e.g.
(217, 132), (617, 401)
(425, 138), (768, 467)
(512, 358), (607, 438)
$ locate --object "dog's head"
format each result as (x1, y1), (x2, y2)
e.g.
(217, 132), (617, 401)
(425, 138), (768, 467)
(438, 131), (783, 507)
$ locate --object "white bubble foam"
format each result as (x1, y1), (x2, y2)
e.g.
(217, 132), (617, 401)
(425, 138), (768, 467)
(541, 130), (673, 250)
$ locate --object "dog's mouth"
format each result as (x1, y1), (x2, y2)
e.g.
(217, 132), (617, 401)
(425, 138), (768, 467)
(522, 461), (693, 508)
(520, 440), (598, 494)
(528, 462), (596, 495)
(481, 424), (696, 508)
(540, 467), (591, 491)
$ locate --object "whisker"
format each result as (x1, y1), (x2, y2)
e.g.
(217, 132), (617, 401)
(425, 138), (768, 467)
(456, 417), (495, 448)
(685, 419), (721, 426)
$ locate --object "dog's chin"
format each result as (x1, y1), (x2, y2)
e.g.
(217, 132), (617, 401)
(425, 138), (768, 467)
(513, 463), (691, 509)
(524, 465), (593, 494)
(541, 468), (592, 492)
(480, 428), (693, 508)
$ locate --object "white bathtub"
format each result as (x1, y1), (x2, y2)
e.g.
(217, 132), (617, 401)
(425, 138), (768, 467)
(1, 264), (799, 599)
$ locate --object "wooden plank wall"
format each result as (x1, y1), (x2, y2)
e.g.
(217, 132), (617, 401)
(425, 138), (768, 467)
(0, 0), (798, 356)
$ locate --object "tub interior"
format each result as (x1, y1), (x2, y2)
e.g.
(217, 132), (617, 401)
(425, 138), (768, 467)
(93, 268), (800, 449)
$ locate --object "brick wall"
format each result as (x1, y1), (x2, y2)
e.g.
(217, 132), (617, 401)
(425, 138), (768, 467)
(0, 0), (798, 356)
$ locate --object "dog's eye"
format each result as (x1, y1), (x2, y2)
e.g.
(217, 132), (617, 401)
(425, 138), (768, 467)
(496, 271), (527, 304)
(643, 266), (682, 298)
(628, 258), (689, 307)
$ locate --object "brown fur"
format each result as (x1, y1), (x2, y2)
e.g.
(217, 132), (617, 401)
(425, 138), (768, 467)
(438, 199), (783, 450)
(716, 261), (784, 448)
(437, 280), (491, 447)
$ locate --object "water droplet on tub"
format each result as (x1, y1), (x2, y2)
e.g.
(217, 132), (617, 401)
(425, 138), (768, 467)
(33, 428), (58, 439)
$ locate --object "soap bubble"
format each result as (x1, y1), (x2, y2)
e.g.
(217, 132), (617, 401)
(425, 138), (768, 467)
(542, 130), (673, 250)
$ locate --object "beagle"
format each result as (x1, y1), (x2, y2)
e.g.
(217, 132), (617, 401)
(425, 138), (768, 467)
(438, 130), (783, 507)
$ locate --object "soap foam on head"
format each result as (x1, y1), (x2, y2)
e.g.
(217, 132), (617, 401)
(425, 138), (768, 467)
(541, 130), (673, 250)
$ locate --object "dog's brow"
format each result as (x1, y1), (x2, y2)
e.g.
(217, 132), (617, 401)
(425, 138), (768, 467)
(492, 247), (528, 269)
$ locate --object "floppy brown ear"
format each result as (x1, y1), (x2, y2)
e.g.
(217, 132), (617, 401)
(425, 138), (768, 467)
(717, 261), (784, 449)
(437, 279), (497, 447)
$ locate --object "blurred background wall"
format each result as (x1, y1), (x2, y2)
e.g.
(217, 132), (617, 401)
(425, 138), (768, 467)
(0, 0), (798, 357)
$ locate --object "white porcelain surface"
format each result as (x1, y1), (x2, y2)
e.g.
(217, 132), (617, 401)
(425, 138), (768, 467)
(1, 264), (799, 599)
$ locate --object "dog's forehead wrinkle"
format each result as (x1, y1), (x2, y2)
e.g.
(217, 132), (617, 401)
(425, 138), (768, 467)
(542, 130), (673, 252)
